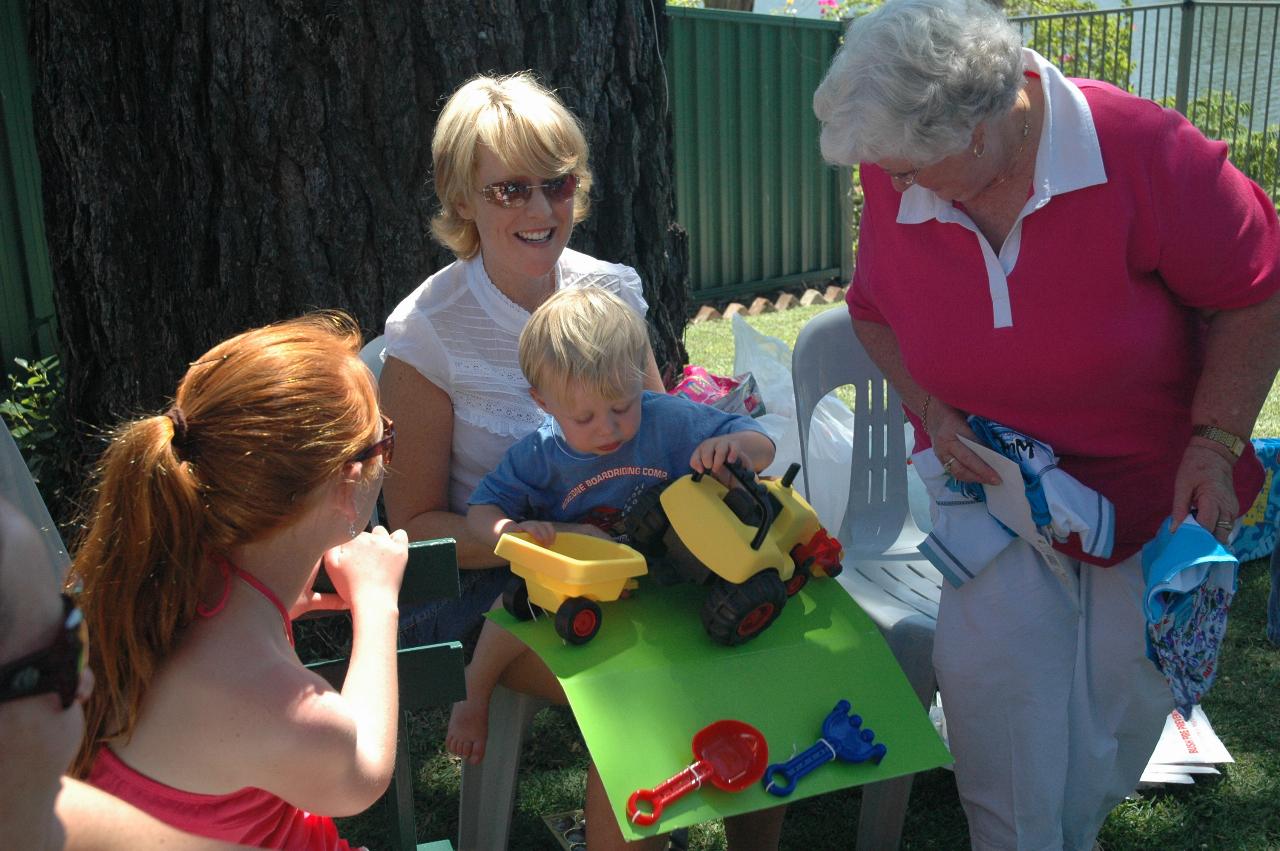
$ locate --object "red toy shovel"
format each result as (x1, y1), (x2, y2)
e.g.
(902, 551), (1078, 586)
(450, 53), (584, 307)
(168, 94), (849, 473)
(626, 719), (769, 827)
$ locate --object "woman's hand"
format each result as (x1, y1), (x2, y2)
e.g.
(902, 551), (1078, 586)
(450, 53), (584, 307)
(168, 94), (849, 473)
(321, 526), (409, 612)
(926, 398), (1001, 486)
(1171, 442), (1239, 543)
(287, 558), (349, 618)
(288, 585), (349, 619)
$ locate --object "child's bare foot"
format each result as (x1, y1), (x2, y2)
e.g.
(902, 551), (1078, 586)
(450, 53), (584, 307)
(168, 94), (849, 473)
(446, 697), (490, 765)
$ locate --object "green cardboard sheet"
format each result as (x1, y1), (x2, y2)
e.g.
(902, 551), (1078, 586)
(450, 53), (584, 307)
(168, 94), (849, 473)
(489, 578), (952, 841)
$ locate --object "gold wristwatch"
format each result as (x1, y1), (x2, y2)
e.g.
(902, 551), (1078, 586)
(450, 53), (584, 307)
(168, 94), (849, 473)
(1192, 424), (1246, 458)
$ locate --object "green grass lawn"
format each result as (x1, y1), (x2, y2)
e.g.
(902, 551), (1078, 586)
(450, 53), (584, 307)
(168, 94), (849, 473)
(337, 303), (1280, 849)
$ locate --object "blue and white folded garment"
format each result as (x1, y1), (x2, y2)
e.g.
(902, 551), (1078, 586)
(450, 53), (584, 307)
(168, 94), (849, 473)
(915, 450), (1016, 588)
(916, 416), (1115, 588)
(1142, 516), (1238, 717)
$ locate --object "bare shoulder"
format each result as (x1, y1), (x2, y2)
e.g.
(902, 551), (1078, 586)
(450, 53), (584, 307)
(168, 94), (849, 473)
(125, 628), (356, 792)
(203, 642), (355, 748)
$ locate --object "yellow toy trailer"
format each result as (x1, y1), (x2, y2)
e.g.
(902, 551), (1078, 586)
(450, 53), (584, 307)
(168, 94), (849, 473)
(497, 531), (647, 644)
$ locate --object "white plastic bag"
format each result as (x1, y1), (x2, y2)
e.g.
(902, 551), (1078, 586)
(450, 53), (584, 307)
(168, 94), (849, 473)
(728, 314), (933, 535)
(730, 315), (854, 532)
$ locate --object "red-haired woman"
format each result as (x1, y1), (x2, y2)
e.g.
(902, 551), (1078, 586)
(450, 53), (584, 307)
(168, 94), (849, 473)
(69, 313), (406, 849)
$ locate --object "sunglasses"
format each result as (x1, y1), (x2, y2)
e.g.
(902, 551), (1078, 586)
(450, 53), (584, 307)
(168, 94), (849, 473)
(479, 174), (578, 208)
(352, 413), (395, 465)
(0, 593), (89, 710)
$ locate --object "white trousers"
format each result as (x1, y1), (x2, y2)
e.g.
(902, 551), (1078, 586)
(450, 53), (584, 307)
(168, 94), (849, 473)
(933, 541), (1172, 851)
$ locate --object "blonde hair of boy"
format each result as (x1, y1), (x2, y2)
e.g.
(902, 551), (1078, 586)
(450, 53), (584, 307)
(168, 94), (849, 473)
(519, 287), (649, 402)
(430, 72), (593, 259)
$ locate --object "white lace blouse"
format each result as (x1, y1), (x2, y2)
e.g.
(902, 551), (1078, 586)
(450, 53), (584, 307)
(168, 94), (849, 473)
(383, 248), (649, 514)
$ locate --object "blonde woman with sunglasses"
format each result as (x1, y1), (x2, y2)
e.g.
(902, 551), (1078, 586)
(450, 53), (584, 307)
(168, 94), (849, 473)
(382, 73), (663, 650)
(66, 314), (407, 849)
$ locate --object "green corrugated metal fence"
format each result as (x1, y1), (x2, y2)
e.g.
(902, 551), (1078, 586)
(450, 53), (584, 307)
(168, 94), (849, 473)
(668, 7), (847, 303)
(0, 0), (57, 374)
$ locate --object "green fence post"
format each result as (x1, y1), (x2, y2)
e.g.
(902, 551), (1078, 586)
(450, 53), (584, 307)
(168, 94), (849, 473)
(1174, 0), (1197, 115)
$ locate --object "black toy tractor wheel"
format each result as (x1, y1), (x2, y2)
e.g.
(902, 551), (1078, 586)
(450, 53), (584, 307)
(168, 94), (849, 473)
(785, 561), (811, 597)
(503, 576), (538, 621)
(555, 597), (603, 645)
(701, 570), (788, 646)
(623, 484), (671, 557)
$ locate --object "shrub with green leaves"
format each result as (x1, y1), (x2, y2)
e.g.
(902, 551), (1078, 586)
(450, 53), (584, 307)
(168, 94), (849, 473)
(1008, 0), (1136, 88)
(2, 355), (81, 527)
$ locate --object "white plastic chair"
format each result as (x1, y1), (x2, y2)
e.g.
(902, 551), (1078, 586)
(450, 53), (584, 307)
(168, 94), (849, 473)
(457, 686), (548, 851)
(364, 334), (544, 849)
(359, 335), (387, 381)
(792, 307), (943, 851)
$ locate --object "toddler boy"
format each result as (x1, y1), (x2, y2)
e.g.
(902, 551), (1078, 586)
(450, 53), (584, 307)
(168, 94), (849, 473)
(447, 286), (775, 762)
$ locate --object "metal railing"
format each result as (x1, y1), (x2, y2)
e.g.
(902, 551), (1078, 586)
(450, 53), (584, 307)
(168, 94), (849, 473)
(1011, 0), (1280, 200)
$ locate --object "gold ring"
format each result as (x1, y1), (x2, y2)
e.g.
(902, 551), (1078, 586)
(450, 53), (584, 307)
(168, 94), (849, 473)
(942, 457), (956, 473)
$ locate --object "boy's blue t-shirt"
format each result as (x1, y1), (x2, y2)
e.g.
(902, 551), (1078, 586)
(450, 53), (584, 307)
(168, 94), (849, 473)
(468, 391), (770, 534)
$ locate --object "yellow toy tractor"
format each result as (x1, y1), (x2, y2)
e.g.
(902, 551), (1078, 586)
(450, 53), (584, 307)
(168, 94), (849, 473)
(626, 460), (843, 645)
(500, 460), (843, 646)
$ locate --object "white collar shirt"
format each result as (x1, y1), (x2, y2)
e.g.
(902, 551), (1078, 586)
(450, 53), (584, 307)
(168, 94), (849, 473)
(893, 48), (1109, 328)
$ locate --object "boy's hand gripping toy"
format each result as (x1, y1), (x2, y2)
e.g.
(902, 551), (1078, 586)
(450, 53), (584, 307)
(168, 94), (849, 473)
(761, 700), (887, 797)
(627, 719), (769, 827)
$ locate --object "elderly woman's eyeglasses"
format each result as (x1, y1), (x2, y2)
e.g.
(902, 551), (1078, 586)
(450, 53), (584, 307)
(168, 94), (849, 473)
(0, 594), (89, 710)
(479, 174), (578, 208)
(352, 414), (395, 465)
(884, 165), (923, 187)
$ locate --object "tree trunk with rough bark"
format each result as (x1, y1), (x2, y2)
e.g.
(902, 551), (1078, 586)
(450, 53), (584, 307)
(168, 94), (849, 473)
(30, 0), (688, 432)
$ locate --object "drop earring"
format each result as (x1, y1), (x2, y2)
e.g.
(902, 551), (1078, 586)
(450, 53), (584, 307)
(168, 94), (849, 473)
(349, 520), (358, 539)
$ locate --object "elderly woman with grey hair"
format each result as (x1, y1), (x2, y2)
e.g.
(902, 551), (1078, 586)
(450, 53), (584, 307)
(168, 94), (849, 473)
(814, 0), (1280, 847)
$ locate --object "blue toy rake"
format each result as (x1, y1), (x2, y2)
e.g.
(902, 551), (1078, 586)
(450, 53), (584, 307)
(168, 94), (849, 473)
(762, 699), (887, 797)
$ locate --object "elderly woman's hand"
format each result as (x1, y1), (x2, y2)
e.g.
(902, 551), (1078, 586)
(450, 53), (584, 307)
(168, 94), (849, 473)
(927, 398), (1001, 486)
(1171, 443), (1239, 543)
